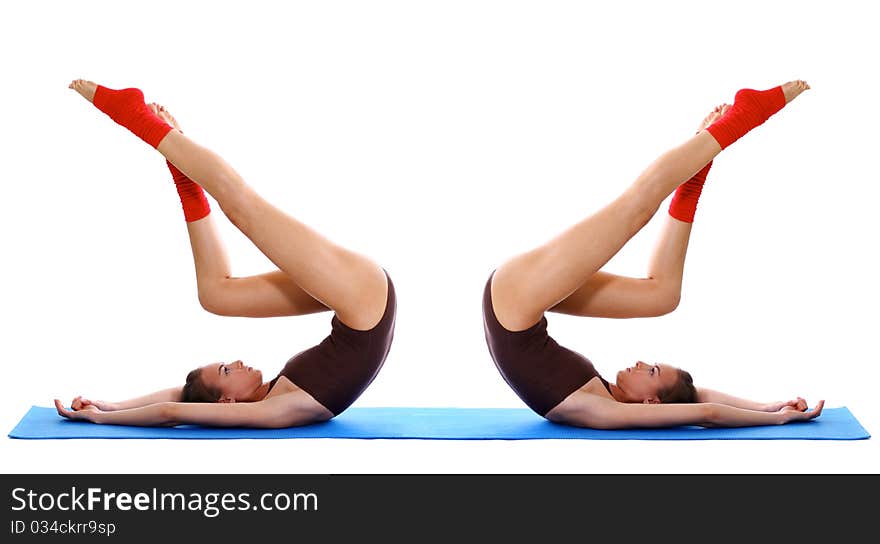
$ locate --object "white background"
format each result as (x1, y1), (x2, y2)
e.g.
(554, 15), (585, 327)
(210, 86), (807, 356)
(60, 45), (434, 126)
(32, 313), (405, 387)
(1, 0), (877, 473)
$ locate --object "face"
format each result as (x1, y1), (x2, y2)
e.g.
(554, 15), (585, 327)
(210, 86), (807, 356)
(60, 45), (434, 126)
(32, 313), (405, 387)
(199, 360), (263, 402)
(615, 361), (679, 404)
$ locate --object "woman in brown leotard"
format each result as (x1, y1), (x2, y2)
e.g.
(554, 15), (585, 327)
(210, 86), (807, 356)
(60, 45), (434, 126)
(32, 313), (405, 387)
(55, 79), (395, 428)
(485, 80), (824, 429)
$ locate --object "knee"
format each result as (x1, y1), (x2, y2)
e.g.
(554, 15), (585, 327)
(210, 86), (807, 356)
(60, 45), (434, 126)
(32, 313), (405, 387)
(654, 290), (681, 316)
(219, 198), (250, 230)
(215, 181), (253, 228)
(632, 202), (659, 230)
(617, 192), (658, 232)
(198, 286), (231, 317)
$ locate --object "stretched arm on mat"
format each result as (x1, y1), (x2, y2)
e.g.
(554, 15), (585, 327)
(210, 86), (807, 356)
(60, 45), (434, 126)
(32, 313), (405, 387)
(70, 388), (183, 412)
(55, 389), (330, 428)
(60, 361), (334, 427)
(545, 393), (823, 430)
(695, 387), (808, 412)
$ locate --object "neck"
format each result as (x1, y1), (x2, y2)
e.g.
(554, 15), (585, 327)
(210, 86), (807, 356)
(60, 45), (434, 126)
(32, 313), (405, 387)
(246, 382), (273, 402)
(608, 383), (627, 403)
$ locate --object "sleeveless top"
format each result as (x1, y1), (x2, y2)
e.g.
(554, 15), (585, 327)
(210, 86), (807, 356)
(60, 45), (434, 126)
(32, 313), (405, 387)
(482, 271), (610, 416)
(268, 271), (396, 415)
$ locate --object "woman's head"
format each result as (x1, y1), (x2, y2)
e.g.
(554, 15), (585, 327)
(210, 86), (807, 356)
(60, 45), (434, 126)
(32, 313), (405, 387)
(615, 360), (696, 404)
(181, 360), (264, 403)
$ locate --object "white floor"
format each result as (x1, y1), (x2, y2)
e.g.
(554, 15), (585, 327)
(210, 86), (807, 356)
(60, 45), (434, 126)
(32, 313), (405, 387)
(4, 434), (877, 475)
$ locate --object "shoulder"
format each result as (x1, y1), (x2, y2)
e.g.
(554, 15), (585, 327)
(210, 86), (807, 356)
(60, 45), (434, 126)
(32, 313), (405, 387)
(264, 375), (296, 399)
(258, 379), (334, 426)
(545, 381), (618, 425)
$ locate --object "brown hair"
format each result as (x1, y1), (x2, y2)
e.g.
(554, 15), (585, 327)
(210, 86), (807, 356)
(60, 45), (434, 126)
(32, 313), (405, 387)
(181, 367), (220, 403)
(659, 368), (696, 404)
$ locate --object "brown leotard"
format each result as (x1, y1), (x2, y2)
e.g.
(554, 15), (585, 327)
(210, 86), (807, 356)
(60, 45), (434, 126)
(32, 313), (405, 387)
(268, 270), (396, 416)
(482, 270), (610, 416)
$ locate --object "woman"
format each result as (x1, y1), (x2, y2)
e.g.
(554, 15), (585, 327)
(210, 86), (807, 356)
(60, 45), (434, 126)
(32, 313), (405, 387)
(484, 80), (824, 429)
(55, 79), (395, 428)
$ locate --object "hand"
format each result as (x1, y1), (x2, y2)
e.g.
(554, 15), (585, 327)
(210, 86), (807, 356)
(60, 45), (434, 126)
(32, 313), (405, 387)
(71, 396), (117, 411)
(777, 399), (824, 424)
(764, 397), (808, 413)
(55, 399), (102, 423)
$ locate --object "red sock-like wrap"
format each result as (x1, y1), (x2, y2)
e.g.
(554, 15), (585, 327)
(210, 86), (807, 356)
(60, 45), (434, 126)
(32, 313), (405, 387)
(705, 86), (786, 149)
(668, 161), (712, 223)
(166, 161), (211, 222)
(93, 85), (174, 149)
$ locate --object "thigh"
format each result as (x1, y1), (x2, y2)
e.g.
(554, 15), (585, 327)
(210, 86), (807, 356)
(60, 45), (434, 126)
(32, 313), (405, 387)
(490, 258), (551, 332)
(160, 131), (388, 329)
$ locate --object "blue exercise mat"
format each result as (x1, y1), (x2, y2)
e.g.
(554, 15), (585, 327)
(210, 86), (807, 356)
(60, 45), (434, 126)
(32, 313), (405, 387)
(7, 405), (870, 440)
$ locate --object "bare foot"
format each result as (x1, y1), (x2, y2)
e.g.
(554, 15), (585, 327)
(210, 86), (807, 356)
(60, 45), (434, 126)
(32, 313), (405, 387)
(781, 80), (810, 104)
(68, 79), (98, 102)
(699, 104), (731, 132)
(148, 103), (182, 131)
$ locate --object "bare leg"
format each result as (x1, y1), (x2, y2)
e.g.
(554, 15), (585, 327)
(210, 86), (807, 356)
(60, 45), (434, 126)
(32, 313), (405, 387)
(160, 138), (389, 330)
(149, 104), (329, 318)
(492, 81), (808, 331)
(550, 107), (725, 319)
(492, 132), (719, 330)
(549, 218), (692, 318)
(185, 216), (330, 318)
(71, 80), (387, 330)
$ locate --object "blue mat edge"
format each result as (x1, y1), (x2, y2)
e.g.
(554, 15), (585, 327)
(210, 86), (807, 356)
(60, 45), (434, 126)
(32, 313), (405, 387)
(8, 405), (871, 441)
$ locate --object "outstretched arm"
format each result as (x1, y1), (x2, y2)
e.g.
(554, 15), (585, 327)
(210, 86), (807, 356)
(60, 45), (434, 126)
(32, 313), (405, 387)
(551, 394), (824, 429)
(696, 387), (808, 413)
(70, 387), (184, 412)
(55, 394), (331, 429)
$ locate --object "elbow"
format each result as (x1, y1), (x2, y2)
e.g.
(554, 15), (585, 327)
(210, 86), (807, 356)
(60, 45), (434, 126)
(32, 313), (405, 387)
(703, 403), (722, 425)
(158, 403), (179, 426)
